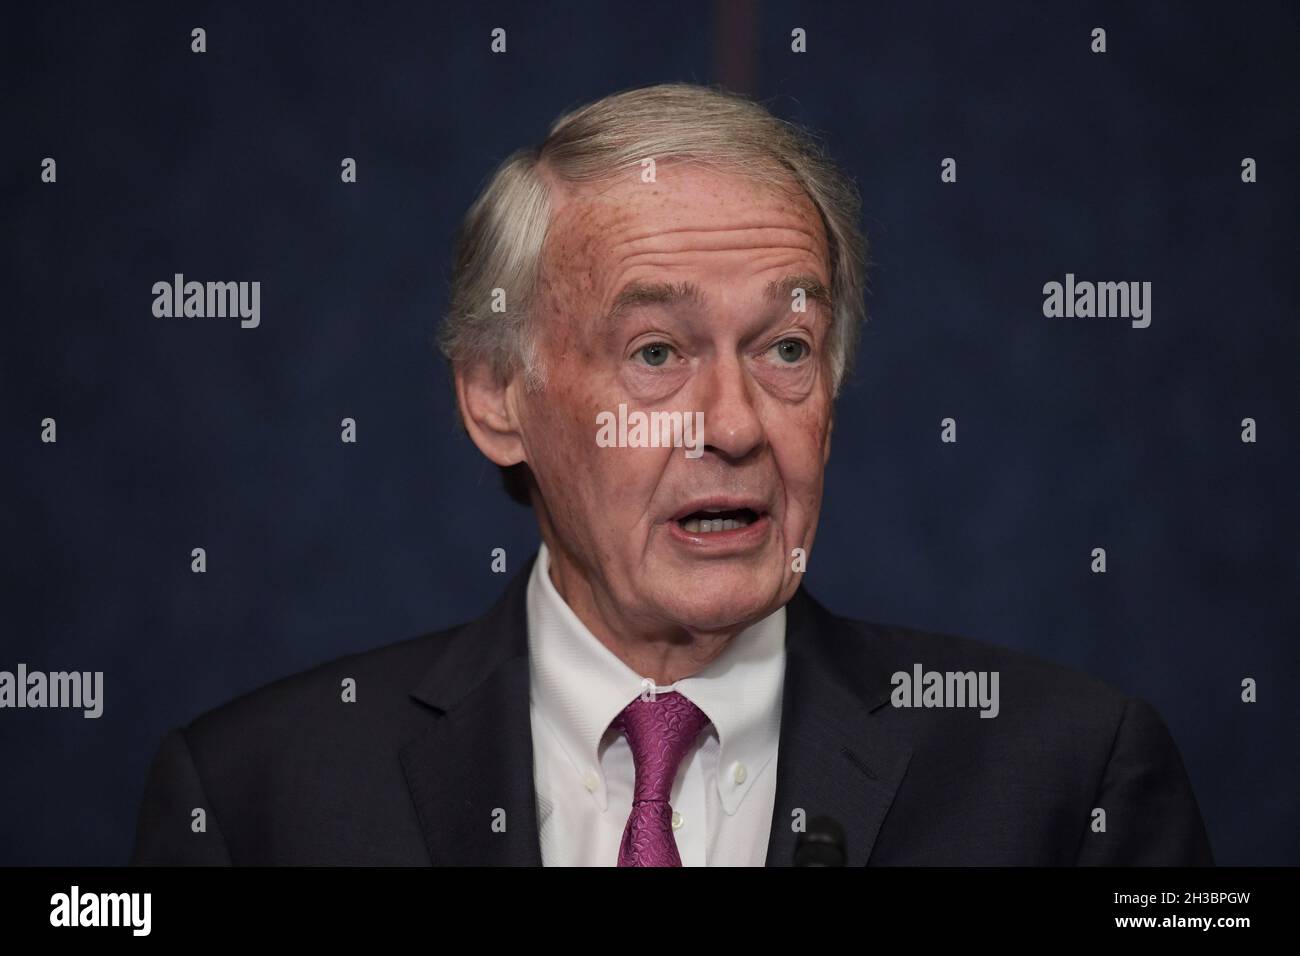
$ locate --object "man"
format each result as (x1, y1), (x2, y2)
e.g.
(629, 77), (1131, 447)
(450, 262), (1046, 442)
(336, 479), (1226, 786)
(132, 83), (1212, 866)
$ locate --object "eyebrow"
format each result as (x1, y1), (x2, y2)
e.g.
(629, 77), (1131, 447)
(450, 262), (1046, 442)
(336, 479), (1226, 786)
(764, 273), (834, 313)
(602, 273), (833, 330)
(603, 280), (705, 330)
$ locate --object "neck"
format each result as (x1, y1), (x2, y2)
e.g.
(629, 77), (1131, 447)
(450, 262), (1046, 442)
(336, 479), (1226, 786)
(541, 541), (740, 686)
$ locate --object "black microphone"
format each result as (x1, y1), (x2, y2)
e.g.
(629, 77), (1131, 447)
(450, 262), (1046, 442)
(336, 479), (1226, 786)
(793, 815), (846, 866)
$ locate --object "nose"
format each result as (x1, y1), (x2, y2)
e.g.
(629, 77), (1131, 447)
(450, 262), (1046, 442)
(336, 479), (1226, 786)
(695, 353), (765, 463)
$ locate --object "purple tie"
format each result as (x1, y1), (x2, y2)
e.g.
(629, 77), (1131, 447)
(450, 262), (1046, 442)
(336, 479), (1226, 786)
(609, 690), (712, 866)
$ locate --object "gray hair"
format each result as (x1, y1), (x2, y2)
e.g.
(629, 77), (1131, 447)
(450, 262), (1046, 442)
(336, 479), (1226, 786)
(438, 82), (869, 394)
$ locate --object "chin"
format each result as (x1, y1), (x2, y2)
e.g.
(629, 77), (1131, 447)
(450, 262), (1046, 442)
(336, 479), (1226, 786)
(651, 572), (788, 633)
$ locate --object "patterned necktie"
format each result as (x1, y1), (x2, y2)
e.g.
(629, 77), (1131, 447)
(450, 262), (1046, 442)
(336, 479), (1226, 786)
(609, 690), (712, 866)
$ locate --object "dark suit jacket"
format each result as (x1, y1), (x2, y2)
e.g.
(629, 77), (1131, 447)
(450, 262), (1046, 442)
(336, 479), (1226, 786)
(131, 555), (1213, 865)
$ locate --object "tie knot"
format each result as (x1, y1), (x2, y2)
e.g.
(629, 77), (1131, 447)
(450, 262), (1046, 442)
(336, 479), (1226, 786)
(611, 690), (712, 804)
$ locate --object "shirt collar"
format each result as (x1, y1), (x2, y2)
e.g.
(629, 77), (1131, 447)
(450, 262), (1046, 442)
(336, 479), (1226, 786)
(526, 541), (786, 815)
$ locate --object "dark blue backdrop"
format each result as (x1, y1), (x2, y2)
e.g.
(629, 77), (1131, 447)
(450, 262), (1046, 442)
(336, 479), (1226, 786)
(2, 0), (1297, 865)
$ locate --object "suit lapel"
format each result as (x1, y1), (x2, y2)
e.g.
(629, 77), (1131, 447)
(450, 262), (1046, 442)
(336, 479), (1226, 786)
(397, 556), (911, 867)
(765, 588), (913, 866)
(398, 558), (543, 865)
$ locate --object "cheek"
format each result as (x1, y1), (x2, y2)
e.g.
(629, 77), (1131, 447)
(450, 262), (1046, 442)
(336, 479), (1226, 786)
(772, 409), (830, 522)
(525, 387), (660, 521)
(522, 392), (593, 498)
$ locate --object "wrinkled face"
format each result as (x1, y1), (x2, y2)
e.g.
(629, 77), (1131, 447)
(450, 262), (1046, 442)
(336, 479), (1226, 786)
(516, 162), (836, 634)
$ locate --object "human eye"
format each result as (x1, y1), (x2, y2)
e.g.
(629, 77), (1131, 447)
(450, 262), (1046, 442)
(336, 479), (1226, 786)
(633, 341), (677, 367)
(768, 337), (810, 364)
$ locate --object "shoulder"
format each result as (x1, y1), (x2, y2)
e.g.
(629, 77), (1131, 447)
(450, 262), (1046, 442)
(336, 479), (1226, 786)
(794, 591), (1148, 777)
(168, 562), (535, 780)
(179, 621), (470, 764)
(796, 588), (1131, 719)
(801, 599), (1210, 864)
(132, 620), (485, 864)
(861, 614), (1128, 712)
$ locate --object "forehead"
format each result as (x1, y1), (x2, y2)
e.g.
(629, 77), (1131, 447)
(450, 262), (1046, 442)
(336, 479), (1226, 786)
(538, 162), (832, 300)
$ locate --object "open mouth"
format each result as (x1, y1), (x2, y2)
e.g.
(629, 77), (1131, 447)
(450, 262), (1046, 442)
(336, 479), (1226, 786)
(675, 508), (761, 534)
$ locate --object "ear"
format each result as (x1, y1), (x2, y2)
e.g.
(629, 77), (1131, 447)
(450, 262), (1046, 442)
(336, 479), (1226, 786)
(823, 412), (833, 465)
(455, 359), (526, 468)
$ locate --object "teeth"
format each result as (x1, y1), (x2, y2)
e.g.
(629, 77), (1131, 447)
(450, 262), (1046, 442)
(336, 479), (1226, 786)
(680, 514), (754, 533)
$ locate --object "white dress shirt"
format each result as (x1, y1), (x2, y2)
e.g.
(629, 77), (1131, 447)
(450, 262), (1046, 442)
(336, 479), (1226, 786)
(527, 542), (786, 866)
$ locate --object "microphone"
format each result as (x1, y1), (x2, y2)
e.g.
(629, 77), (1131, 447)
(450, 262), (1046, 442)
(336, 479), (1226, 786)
(793, 815), (846, 866)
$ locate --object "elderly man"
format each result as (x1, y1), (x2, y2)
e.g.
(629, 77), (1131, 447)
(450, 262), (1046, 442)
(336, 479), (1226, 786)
(132, 84), (1212, 866)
